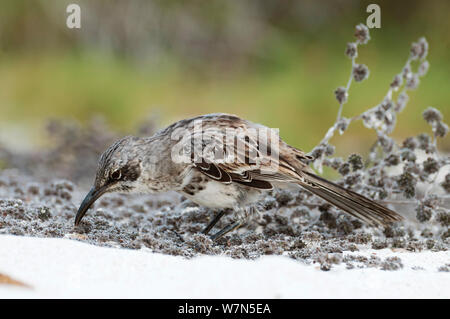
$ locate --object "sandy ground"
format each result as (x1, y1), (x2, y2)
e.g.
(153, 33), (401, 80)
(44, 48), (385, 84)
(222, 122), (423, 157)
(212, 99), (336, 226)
(0, 234), (448, 298)
(0, 168), (448, 299)
(0, 121), (448, 298)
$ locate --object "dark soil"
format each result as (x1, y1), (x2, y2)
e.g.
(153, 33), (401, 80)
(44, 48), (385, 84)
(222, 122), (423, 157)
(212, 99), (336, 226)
(0, 117), (448, 271)
(0, 168), (447, 271)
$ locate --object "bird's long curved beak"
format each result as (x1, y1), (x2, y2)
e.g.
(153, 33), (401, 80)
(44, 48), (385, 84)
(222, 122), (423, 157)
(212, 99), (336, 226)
(74, 186), (109, 226)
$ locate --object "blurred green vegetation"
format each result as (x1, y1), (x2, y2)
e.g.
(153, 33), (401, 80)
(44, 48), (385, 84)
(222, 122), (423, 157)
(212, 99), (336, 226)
(0, 0), (449, 155)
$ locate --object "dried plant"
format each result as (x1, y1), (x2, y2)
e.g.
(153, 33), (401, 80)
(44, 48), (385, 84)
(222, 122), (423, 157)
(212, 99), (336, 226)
(308, 23), (449, 227)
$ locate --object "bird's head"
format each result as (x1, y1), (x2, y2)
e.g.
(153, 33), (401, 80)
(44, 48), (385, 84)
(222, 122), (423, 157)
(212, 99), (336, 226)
(75, 136), (144, 226)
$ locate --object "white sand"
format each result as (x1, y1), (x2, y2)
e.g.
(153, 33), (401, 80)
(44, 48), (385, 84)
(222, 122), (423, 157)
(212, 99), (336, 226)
(0, 234), (448, 298)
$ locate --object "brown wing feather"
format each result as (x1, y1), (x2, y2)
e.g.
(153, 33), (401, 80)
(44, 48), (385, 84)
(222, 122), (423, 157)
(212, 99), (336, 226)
(178, 113), (402, 225)
(194, 160), (232, 183)
(299, 171), (403, 226)
(187, 114), (291, 190)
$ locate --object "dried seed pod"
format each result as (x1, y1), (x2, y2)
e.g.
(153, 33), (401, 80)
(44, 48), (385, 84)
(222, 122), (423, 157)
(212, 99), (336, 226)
(375, 106), (385, 120)
(406, 74), (420, 90)
(345, 42), (358, 58)
(423, 107), (443, 124)
(334, 86), (348, 104)
(354, 24), (370, 44)
(436, 212), (449, 227)
(416, 204), (433, 222)
(337, 117), (350, 134)
(397, 172), (417, 198)
(417, 133), (432, 149)
(353, 63), (370, 82)
(381, 99), (394, 111)
(385, 154), (400, 166)
(434, 122), (448, 138)
(310, 145), (325, 160)
(348, 154), (364, 171)
(390, 74), (403, 90)
(401, 149), (417, 162)
(423, 157), (440, 174)
(338, 163), (351, 176)
(402, 64), (412, 79)
(344, 172), (362, 187)
(324, 144), (335, 156)
(402, 137), (417, 150)
(410, 37), (429, 60)
(328, 157), (343, 170)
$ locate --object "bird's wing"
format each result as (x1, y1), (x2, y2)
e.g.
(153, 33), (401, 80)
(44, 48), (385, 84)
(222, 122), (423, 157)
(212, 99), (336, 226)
(173, 114), (309, 189)
(168, 113), (403, 226)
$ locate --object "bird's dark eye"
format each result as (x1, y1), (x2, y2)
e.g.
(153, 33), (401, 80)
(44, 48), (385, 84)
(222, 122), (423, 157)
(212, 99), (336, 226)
(111, 170), (122, 180)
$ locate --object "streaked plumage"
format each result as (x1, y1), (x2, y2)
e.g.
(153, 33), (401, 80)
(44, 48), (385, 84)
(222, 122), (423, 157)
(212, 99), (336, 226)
(75, 113), (403, 239)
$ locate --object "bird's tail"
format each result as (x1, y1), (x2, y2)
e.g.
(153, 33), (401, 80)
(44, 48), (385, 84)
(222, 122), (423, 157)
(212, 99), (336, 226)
(299, 171), (403, 226)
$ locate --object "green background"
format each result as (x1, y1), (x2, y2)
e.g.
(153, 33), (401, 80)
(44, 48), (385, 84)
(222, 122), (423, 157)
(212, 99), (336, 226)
(0, 0), (448, 156)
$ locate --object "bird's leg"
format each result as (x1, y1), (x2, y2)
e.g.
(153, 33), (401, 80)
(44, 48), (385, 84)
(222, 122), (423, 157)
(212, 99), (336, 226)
(201, 210), (226, 235)
(209, 220), (244, 241)
(209, 207), (258, 241)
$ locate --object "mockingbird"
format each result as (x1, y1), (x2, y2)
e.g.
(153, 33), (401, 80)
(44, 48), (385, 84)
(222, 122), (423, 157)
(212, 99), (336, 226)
(75, 113), (403, 240)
